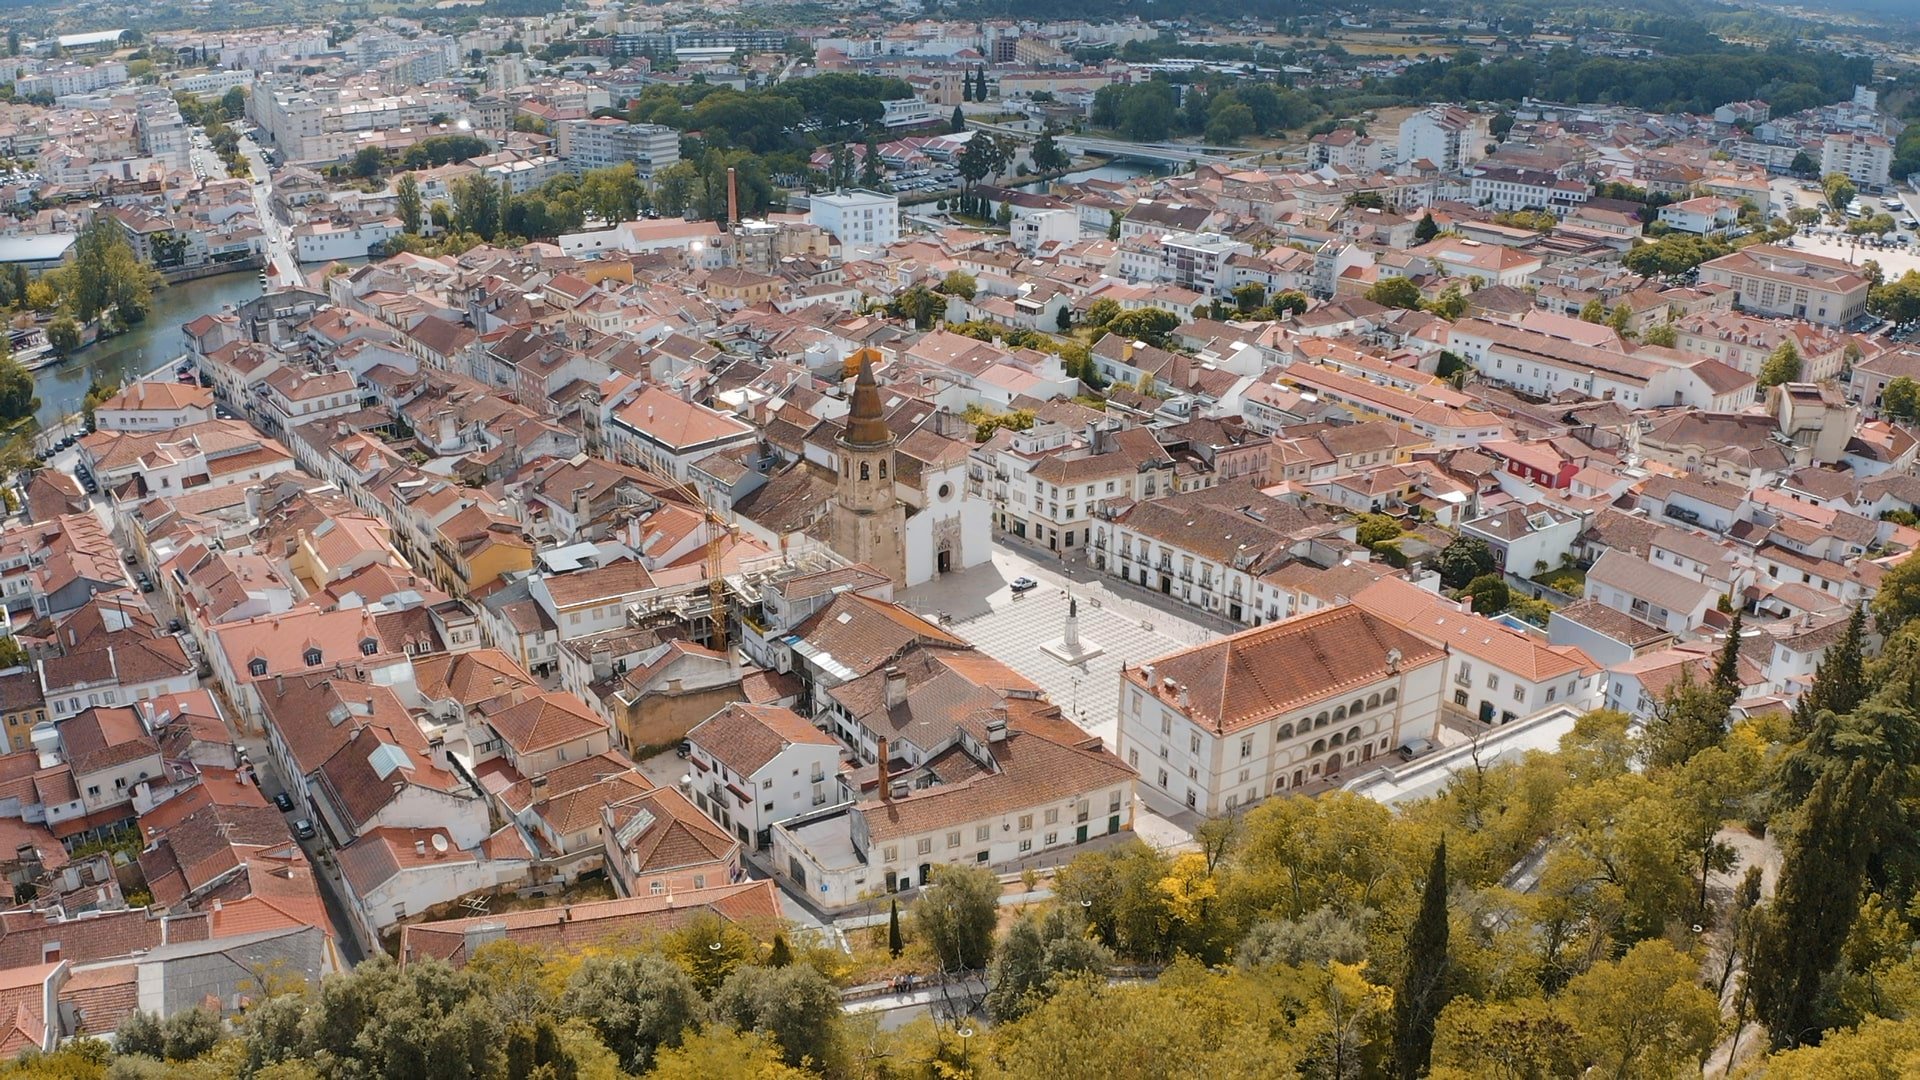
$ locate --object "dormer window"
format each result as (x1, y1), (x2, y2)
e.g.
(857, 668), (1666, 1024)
(361, 639), (379, 656)
(303, 648), (322, 666)
(248, 658), (268, 677)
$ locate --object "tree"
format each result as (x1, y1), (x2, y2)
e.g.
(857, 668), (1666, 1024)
(1871, 271), (1920, 324)
(1641, 664), (1729, 770)
(581, 163), (644, 224)
(652, 161), (698, 217)
(45, 316), (80, 356)
(887, 899), (903, 957)
(1641, 321), (1678, 347)
(1424, 285), (1469, 321)
(1366, 277), (1424, 311)
(1105, 308), (1180, 348)
(767, 933), (792, 968)
(1083, 297), (1121, 330)
(1791, 150), (1818, 176)
(913, 863), (1000, 972)
(161, 1007), (224, 1061)
(1824, 173), (1858, 217)
(1759, 339), (1802, 388)
(1752, 761), (1880, 1048)
(560, 952), (701, 1073)
(649, 1028), (813, 1080)
(1232, 282), (1268, 314)
(351, 146), (385, 179)
(116, 1011), (165, 1058)
(1435, 536), (1496, 590)
(1462, 573), (1510, 614)
(712, 964), (843, 1070)
(987, 908), (1112, 1022)
(1563, 941), (1719, 1078)
(221, 85), (247, 120)
(1793, 604), (1868, 740)
(861, 134), (884, 189)
(47, 217), (159, 326)
(1032, 127), (1069, 172)
(938, 270), (977, 300)
(451, 174), (503, 240)
(1393, 840), (1452, 1080)
(1056, 306), (1073, 333)
(395, 173), (423, 234)
(887, 285), (943, 330)
(950, 106), (965, 133)
(1579, 297), (1608, 323)
(1415, 212), (1440, 244)
(1886, 377), (1920, 422)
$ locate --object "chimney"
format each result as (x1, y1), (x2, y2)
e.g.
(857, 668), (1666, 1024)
(1176, 684), (1191, 710)
(726, 166), (739, 230)
(414, 839), (426, 855)
(883, 666), (907, 709)
(1140, 663), (1155, 686)
(875, 736), (890, 802)
(274, 673), (284, 696)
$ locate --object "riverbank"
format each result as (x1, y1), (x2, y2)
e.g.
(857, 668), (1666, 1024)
(30, 271), (260, 428)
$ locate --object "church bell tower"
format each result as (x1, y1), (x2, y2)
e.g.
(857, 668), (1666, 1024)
(832, 355), (907, 587)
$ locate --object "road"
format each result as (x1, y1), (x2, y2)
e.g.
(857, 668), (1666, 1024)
(237, 135), (301, 287)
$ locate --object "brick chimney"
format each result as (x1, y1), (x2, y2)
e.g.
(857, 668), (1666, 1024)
(875, 736), (890, 803)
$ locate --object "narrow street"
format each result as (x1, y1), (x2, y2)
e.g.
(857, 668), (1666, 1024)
(238, 135), (301, 287)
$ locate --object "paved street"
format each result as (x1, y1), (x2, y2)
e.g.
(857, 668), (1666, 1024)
(238, 135), (301, 287)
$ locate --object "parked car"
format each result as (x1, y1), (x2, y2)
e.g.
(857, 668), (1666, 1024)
(135, 573), (153, 593)
(293, 818), (316, 840)
(1010, 576), (1039, 593)
(273, 791), (295, 812)
(1398, 738), (1435, 761)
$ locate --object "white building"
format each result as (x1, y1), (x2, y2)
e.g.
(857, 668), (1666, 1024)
(684, 702), (845, 847)
(880, 98), (937, 128)
(807, 189), (899, 251)
(292, 217), (404, 263)
(17, 61), (129, 97)
(1117, 605), (1447, 814)
(1398, 105), (1477, 174)
(1821, 132), (1893, 191)
(552, 117), (680, 176)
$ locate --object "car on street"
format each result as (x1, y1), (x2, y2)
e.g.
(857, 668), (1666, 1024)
(135, 572), (153, 593)
(293, 818), (316, 840)
(273, 791), (295, 812)
(1010, 576), (1039, 593)
(1398, 738), (1435, 761)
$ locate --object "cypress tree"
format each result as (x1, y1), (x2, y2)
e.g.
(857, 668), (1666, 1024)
(1791, 603), (1869, 736)
(951, 105), (966, 134)
(962, 73), (973, 102)
(1752, 761), (1878, 1048)
(768, 932), (792, 968)
(1415, 212), (1439, 243)
(1393, 840), (1451, 1080)
(888, 899), (903, 958)
(1711, 608), (1744, 702)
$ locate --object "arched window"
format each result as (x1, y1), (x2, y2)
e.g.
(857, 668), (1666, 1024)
(1367, 693), (1381, 709)
(860, 462), (870, 481)
(248, 658), (268, 677)
(1315, 711), (1329, 729)
(1277, 723), (1294, 741)
(1293, 769), (1305, 787)
(1351, 698), (1365, 715)
(1329, 732), (1344, 749)
(303, 647), (322, 666)
(1311, 738), (1327, 755)
(1333, 705), (1347, 721)
(1383, 687), (1398, 704)
(1347, 726), (1362, 743)
(878, 458), (887, 478)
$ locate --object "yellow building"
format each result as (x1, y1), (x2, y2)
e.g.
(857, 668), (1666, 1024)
(433, 505), (535, 597)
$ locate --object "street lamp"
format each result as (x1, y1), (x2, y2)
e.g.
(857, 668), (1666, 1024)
(957, 1027), (973, 1071)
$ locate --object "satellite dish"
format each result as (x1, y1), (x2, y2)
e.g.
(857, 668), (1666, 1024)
(430, 833), (449, 853)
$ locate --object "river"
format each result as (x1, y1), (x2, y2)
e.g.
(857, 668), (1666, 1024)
(1013, 160), (1160, 194)
(32, 270), (261, 428)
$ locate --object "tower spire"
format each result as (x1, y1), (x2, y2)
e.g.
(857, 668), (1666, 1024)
(845, 354), (891, 447)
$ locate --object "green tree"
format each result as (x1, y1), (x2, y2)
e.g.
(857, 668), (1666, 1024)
(1824, 173), (1858, 217)
(1366, 277), (1424, 310)
(1563, 940), (1720, 1077)
(1886, 376), (1920, 422)
(1462, 573), (1510, 614)
(1032, 127), (1069, 172)
(581, 163), (644, 224)
(652, 160), (698, 217)
(0, 354), (39, 423)
(861, 134), (883, 189)
(160, 1007), (223, 1061)
(1752, 760), (1883, 1048)
(501, 1016), (579, 1080)
(913, 863), (1000, 972)
(1393, 840), (1453, 1080)
(1434, 536), (1496, 590)
(951, 105), (965, 133)
(1759, 340), (1802, 388)
(649, 1027), (812, 1080)
(1105, 308), (1180, 348)
(986, 908), (1112, 1022)
(1415, 212), (1440, 244)
(560, 952), (701, 1073)
(1579, 297), (1608, 323)
(351, 146), (385, 179)
(1083, 297), (1121, 330)
(712, 964), (843, 1070)
(1791, 150), (1818, 176)
(1232, 282), (1267, 313)
(887, 285), (943, 330)
(887, 899), (903, 957)
(395, 173), (423, 234)
(116, 1011), (165, 1059)
(1642, 665), (1729, 771)
(938, 270), (977, 300)
(47, 217), (159, 326)
(451, 174), (504, 240)
(221, 85), (246, 120)
(1876, 554), (1920, 636)
(1792, 604), (1868, 739)
(1424, 285), (1469, 321)
(1641, 321), (1678, 347)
